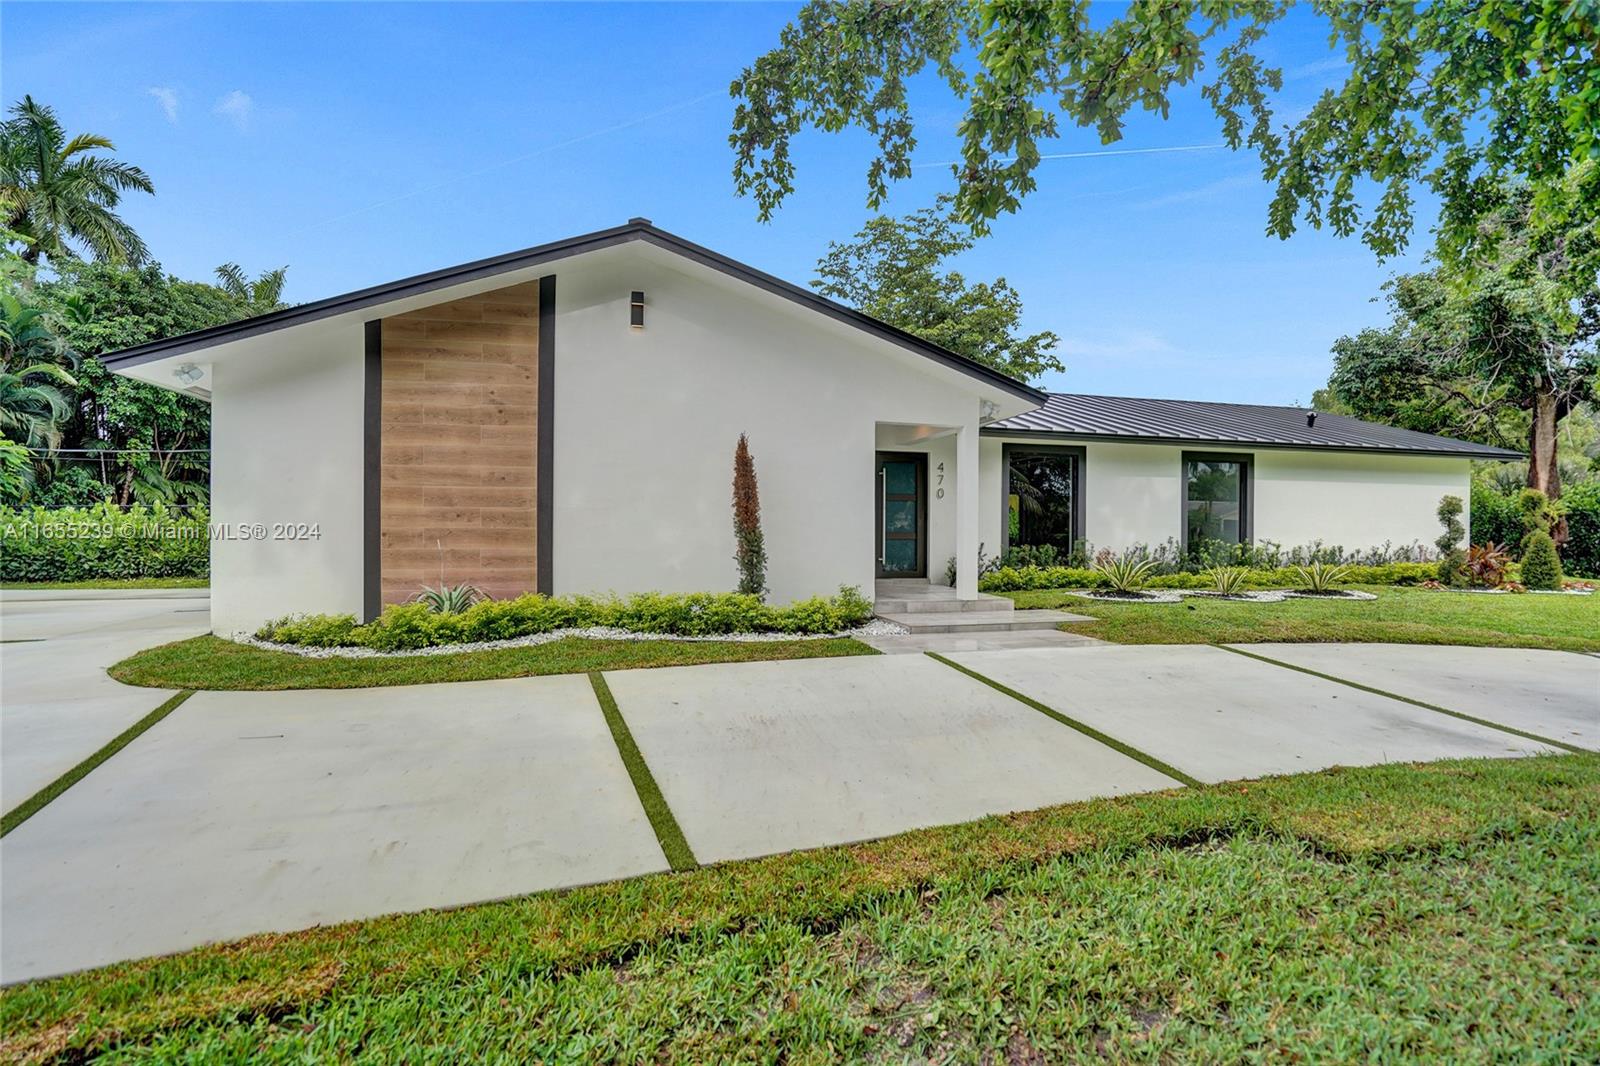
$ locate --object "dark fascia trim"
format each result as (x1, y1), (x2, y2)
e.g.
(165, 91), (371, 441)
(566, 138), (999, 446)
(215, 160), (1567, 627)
(536, 275), (555, 597)
(1000, 442), (1086, 555)
(980, 426), (1523, 461)
(99, 221), (1044, 405)
(1181, 449), (1253, 550)
(362, 320), (382, 622)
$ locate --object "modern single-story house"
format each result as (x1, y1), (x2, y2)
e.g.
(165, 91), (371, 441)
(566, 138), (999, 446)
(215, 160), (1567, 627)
(101, 219), (1520, 636)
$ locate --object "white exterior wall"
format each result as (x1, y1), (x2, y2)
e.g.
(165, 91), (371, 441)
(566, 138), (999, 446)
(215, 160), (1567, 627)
(980, 437), (1470, 558)
(209, 323), (366, 636)
(552, 249), (990, 604)
(1252, 450), (1469, 551)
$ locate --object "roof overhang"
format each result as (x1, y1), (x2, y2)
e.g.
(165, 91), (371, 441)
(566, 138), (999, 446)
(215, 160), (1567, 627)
(982, 425), (1524, 461)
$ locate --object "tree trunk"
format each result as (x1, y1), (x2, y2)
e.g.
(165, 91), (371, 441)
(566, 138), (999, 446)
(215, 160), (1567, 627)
(1526, 385), (1567, 543)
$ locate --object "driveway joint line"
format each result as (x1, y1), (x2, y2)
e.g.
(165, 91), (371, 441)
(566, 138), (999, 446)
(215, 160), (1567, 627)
(588, 671), (698, 871)
(1215, 645), (1589, 754)
(1, 690), (195, 837)
(924, 652), (1202, 788)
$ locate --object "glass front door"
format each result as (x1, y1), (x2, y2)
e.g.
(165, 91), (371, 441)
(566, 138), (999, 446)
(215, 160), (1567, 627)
(876, 454), (925, 577)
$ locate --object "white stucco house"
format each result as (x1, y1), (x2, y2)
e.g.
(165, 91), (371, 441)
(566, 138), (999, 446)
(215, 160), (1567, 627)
(101, 219), (1519, 636)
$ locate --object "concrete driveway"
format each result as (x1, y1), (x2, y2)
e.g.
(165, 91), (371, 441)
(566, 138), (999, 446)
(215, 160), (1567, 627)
(1, 590), (211, 811)
(1, 599), (1595, 983)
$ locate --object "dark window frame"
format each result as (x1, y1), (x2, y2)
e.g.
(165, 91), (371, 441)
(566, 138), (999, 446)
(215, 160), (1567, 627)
(1001, 443), (1086, 555)
(1180, 450), (1254, 551)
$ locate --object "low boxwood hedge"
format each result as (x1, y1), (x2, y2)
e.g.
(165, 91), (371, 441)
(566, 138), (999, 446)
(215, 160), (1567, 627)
(258, 586), (876, 651)
(977, 561), (1438, 594)
(0, 502), (209, 582)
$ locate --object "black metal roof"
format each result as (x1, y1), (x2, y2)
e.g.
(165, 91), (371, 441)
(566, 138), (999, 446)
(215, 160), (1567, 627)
(99, 218), (1045, 404)
(985, 393), (1522, 459)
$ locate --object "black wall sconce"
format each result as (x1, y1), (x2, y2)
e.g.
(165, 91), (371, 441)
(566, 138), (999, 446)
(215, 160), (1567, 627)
(630, 290), (645, 329)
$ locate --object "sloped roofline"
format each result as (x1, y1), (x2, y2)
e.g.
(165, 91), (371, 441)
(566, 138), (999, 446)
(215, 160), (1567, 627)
(98, 218), (1046, 404)
(983, 392), (1524, 460)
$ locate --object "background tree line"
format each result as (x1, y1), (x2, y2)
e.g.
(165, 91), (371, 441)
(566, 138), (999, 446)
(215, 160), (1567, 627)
(1, 95), (286, 508)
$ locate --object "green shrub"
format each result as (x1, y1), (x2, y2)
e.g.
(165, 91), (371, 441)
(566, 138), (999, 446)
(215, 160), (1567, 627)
(979, 566), (1101, 592)
(1561, 481), (1600, 578)
(1435, 494), (1469, 587)
(980, 560), (1434, 594)
(258, 586), (875, 649)
(1520, 531), (1563, 590)
(0, 502), (209, 581)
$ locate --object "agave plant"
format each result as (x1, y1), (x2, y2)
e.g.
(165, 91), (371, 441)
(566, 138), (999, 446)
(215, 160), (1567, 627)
(1294, 562), (1352, 593)
(415, 582), (485, 614)
(1464, 542), (1510, 588)
(1096, 552), (1157, 594)
(1207, 565), (1250, 595)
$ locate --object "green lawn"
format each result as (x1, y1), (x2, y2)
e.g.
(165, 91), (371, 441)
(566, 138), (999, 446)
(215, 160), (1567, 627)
(2, 755), (1595, 1063)
(109, 633), (878, 690)
(0, 577), (208, 590)
(1008, 584), (1600, 652)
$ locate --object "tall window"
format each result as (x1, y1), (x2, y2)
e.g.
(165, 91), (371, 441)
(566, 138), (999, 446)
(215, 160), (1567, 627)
(1184, 455), (1249, 547)
(1007, 449), (1079, 555)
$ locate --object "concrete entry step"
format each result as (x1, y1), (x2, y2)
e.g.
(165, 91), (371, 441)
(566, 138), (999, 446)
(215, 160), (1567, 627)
(876, 609), (1088, 634)
(872, 579), (1014, 615)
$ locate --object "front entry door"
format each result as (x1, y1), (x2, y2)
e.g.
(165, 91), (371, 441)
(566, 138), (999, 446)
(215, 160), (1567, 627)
(876, 453), (926, 578)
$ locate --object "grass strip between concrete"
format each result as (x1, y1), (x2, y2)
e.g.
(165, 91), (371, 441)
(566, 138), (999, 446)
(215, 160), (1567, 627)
(1217, 644), (1589, 754)
(925, 652), (1203, 788)
(1, 690), (194, 838)
(588, 671), (698, 871)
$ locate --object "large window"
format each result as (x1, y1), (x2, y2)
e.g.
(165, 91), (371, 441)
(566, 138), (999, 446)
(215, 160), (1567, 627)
(1005, 446), (1082, 556)
(1183, 453), (1250, 548)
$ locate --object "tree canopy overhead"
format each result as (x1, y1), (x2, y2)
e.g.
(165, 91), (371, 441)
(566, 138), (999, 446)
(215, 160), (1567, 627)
(731, 1), (1600, 269)
(813, 194), (1061, 381)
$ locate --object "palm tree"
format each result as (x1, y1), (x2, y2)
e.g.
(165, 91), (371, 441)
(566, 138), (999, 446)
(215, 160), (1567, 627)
(215, 262), (289, 317)
(0, 291), (78, 453)
(0, 96), (154, 267)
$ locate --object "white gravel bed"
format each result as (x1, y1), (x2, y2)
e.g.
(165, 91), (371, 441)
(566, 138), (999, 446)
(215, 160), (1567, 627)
(245, 618), (909, 659)
(1062, 588), (1378, 604)
(1440, 586), (1594, 596)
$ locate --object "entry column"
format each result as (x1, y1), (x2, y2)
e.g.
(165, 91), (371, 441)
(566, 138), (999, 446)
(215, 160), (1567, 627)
(955, 413), (979, 599)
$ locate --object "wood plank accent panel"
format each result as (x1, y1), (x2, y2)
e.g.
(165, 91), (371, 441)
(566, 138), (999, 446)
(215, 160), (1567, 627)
(379, 281), (538, 604)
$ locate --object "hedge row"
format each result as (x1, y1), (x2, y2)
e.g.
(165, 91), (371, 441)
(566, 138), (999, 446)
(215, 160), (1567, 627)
(978, 561), (1439, 594)
(0, 503), (209, 582)
(258, 587), (877, 651)
(1471, 481), (1600, 578)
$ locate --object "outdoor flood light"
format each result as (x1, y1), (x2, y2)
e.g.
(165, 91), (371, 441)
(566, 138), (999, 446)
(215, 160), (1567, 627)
(630, 290), (645, 329)
(174, 363), (204, 385)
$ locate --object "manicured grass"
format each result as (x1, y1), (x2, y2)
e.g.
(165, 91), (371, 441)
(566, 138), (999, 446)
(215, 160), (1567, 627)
(109, 634), (878, 690)
(589, 671), (698, 871)
(1008, 584), (1600, 652)
(2, 755), (1595, 1063)
(0, 577), (208, 590)
(0, 692), (193, 837)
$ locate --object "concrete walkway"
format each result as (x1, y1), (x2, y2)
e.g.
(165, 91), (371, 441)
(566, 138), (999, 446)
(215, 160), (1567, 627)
(1, 600), (1595, 983)
(1, 675), (667, 982)
(1233, 643), (1600, 751)
(1, 593), (211, 811)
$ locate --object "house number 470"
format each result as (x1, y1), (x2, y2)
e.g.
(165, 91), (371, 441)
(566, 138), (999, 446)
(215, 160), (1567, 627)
(935, 462), (945, 499)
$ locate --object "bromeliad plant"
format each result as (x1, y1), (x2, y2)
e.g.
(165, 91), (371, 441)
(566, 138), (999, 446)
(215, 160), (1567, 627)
(1464, 542), (1511, 588)
(415, 583), (484, 614)
(1294, 562), (1352, 593)
(1096, 552), (1157, 595)
(1207, 565), (1251, 595)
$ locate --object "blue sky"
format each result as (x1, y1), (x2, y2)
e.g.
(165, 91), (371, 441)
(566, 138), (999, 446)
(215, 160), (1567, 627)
(5, 2), (1437, 404)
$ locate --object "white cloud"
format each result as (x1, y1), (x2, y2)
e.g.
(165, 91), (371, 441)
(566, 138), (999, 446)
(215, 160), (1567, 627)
(1287, 56), (1351, 81)
(147, 86), (179, 123)
(1058, 330), (1179, 361)
(213, 90), (255, 131)
(1135, 174), (1260, 210)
